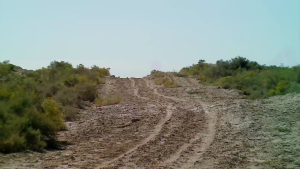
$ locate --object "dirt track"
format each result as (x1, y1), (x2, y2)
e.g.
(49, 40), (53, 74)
(1, 75), (292, 169)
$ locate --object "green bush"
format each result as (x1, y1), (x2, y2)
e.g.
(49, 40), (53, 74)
(54, 87), (79, 106)
(174, 57), (300, 99)
(25, 128), (45, 151)
(42, 98), (65, 130)
(0, 134), (26, 153)
(75, 82), (98, 102)
(0, 60), (110, 153)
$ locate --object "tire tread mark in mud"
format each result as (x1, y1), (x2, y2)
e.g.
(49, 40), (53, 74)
(96, 79), (173, 169)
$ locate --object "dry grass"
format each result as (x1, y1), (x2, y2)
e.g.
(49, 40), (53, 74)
(155, 77), (180, 88)
(96, 94), (122, 106)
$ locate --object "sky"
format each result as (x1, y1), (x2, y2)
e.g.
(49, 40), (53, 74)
(0, 0), (299, 78)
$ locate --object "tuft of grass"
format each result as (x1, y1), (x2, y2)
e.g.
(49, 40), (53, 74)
(95, 94), (122, 106)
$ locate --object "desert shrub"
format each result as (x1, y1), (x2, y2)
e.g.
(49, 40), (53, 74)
(211, 64), (299, 98)
(42, 98), (65, 130)
(287, 82), (300, 93)
(154, 77), (180, 88)
(155, 77), (169, 85)
(96, 94), (122, 106)
(0, 104), (58, 153)
(0, 60), (110, 153)
(218, 76), (235, 89)
(54, 87), (79, 106)
(91, 65), (110, 78)
(172, 72), (187, 77)
(0, 134), (26, 153)
(97, 78), (105, 84)
(76, 74), (89, 83)
(151, 70), (164, 78)
(268, 81), (291, 96)
(0, 61), (14, 78)
(25, 128), (45, 151)
(75, 82), (97, 102)
(25, 109), (57, 143)
(62, 106), (78, 121)
(163, 80), (180, 88)
(64, 76), (79, 87)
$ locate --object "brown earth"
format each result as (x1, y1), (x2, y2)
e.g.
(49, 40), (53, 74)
(1, 75), (298, 169)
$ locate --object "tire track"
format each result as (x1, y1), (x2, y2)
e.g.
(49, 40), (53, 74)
(96, 79), (173, 169)
(181, 102), (217, 169)
(96, 104), (173, 169)
(130, 78), (149, 100)
(145, 78), (217, 168)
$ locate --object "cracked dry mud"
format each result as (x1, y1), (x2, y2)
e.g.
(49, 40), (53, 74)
(1, 75), (298, 169)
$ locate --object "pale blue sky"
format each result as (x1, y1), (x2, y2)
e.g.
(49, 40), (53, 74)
(0, 0), (299, 77)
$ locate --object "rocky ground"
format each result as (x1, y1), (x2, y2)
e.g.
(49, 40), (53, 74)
(0, 75), (299, 169)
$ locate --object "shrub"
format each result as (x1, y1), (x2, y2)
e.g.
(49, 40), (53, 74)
(76, 74), (89, 83)
(155, 77), (169, 85)
(42, 98), (65, 131)
(173, 72), (187, 77)
(0, 134), (26, 153)
(54, 87), (79, 106)
(96, 94), (122, 106)
(268, 81), (291, 96)
(25, 109), (57, 144)
(218, 76), (235, 89)
(64, 76), (79, 87)
(151, 70), (164, 78)
(62, 106), (78, 121)
(297, 71), (300, 84)
(154, 77), (180, 88)
(25, 128), (45, 151)
(275, 81), (290, 94)
(0, 60), (110, 153)
(75, 82), (97, 102)
(163, 80), (180, 88)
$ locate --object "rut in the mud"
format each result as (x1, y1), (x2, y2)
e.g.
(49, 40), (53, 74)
(96, 77), (216, 169)
(96, 103), (173, 169)
(96, 78), (176, 168)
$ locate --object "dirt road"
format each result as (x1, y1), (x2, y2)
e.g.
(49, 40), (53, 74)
(0, 75), (277, 169)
